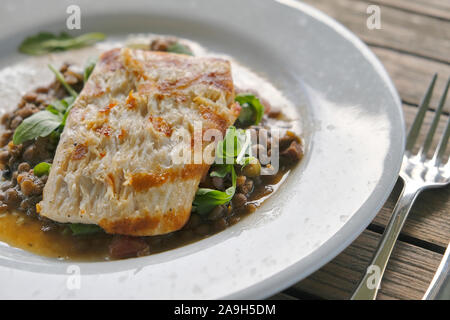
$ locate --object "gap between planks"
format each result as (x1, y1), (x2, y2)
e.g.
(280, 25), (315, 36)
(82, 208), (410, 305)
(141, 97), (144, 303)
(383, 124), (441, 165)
(283, 106), (449, 300)
(370, 46), (450, 113)
(369, 104), (450, 249)
(302, 0), (450, 112)
(282, 0), (450, 301)
(301, 0), (450, 64)
(363, 0), (450, 21)
(309, 0), (450, 250)
(291, 229), (442, 300)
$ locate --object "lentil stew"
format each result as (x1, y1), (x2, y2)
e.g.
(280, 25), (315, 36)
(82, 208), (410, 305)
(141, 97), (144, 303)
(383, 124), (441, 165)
(0, 38), (303, 261)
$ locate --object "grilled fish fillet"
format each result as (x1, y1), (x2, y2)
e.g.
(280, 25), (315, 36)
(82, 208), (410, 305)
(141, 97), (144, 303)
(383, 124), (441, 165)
(39, 48), (239, 236)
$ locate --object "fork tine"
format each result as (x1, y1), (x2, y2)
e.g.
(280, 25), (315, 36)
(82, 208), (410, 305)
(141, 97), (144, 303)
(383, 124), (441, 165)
(432, 80), (450, 166)
(420, 77), (450, 159)
(433, 116), (450, 166)
(406, 74), (437, 152)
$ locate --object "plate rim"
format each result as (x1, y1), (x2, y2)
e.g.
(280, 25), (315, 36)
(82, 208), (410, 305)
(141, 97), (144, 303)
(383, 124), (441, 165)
(224, 0), (405, 299)
(0, 0), (405, 299)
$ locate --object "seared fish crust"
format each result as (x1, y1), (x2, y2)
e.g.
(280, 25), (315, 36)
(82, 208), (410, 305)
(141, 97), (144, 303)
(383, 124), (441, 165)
(39, 48), (238, 236)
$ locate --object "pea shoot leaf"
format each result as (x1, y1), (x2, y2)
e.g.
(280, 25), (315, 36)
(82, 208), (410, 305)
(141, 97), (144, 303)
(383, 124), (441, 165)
(167, 42), (193, 56)
(193, 166), (237, 215)
(13, 110), (63, 145)
(68, 223), (104, 236)
(235, 94), (264, 126)
(19, 32), (106, 55)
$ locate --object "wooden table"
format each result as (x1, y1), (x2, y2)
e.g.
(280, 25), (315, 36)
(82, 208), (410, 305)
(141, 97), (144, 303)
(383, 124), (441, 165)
(271, 0), (450, 300)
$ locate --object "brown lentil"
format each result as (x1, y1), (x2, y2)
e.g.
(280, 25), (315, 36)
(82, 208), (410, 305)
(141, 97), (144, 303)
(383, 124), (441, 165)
(207, 205), (224, 221)
(238, 178), (254, 195)
(213, 217), (228, 231)
(17, 162), (30, 172)
(0, 64), (80, 218)
(212, 176), (225, 190)
(194, 224), (210, 236)
(236, 175), (246, 187)
(5, 188), (20, 206)
(0, 51), (303, 261)
(232, 193), (247, 208)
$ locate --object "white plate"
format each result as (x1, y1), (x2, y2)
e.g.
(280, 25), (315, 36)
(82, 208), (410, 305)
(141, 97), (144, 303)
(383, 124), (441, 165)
(0, 0), (404, 299)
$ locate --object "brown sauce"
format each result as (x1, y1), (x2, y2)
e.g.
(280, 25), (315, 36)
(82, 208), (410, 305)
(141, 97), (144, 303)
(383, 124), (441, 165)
(0, 168), (289, 261)
(0, 38), (303, 261)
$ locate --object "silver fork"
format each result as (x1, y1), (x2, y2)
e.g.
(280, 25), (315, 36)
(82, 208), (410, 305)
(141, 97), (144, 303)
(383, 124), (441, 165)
(351, 75), (450, 300)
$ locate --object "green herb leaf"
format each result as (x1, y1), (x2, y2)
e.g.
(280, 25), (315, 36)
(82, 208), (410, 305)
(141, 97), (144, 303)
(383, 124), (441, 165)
(239, 156), (258, 169)
(33, 162), (52, 177)
(68, 223), (104, 236)
(12, 62), (82, 145)
(19, 32), (106, 56)
(48, 64), (78, 98)
(62, 103), (75, 126)
(167, 42), (193, 56)
(235, 94), (265, 126)
(14, 94), (76, 145)
(210, 164), (233, 178)
(194, 166), (236, 214)
(45, 105), (60, 115)
(215, 126), (252, 165)
(49, 130), (61, 145)
(192, 126), (254, 214)
(46, 96), (75, 114)
(46, 66), (78, 128)
(58, 96), (76, 126)
(216, 126), (240, 163)
(83, 57), (97, 83)
(13, 110), (63, 145)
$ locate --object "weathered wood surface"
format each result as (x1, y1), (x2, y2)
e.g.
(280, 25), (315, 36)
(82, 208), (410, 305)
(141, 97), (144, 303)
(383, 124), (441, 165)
(370, 0), (450, 20)
(372, 105), (450, 249)
(301, 0), (450, 63)
(280, 0), (450, 300)
(291, 230), (442, 300)
(267, 293), (299, 300)
(371, 48), (450, 112)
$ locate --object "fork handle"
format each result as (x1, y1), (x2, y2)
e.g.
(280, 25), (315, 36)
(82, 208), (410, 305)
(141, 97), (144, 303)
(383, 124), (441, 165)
(351, 182), (420, 300)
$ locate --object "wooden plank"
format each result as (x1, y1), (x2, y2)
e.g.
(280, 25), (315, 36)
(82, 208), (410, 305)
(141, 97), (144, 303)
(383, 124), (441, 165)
(371, 104), (450, 248)
(288, 0), (449, 301)
(372, 47), (450, 112)
(267, 293), (299, 300)
(370, 0), (450, 20)
(301, 0), (450, 63)
(292, 230), (442, 300)
(374, 183), (450, 249)
(403, 103), (450, 160)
